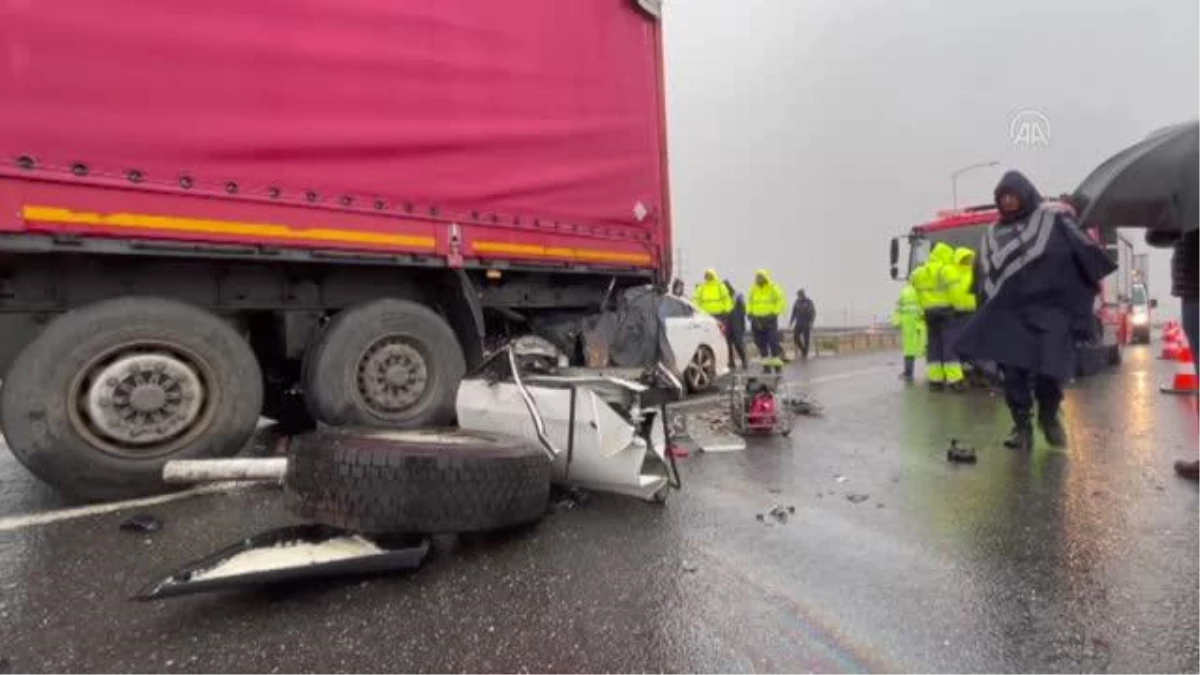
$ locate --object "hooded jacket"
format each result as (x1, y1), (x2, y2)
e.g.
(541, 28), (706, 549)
(956, 171), (1116, 380)
(747, 269), (786, 318)
(693, 269), (734, 315)
(944, 247), (977, 312)
(791, 293), (816, 329)
(892, 283), (926, 357)
(912, 242), (954, 310)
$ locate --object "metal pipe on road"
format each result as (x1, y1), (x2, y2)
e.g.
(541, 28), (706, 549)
(162, 458), (288, 484)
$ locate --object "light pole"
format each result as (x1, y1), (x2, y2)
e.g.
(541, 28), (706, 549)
(951, 160), (1000, 208)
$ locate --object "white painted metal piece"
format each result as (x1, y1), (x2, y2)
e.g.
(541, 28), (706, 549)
(163, 458), (288, 484)
(456, 379), (670, 501)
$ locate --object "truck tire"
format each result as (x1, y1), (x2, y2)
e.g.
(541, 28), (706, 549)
(0, 297), (263, 501)
(283, 427), (551, 534)
(302, 299), (465, 428)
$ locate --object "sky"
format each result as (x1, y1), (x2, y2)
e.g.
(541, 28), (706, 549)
(662, 0), (1199, 324)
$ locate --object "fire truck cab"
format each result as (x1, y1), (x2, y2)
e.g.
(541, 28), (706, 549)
(889, 201), (1131, 376)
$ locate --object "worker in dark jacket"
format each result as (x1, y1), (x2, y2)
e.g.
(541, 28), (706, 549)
(789, 290), (816, 359)
(1150, 227), (1199, 479)
(957, 171), (1116, 451)
(723, 280), (749, 370)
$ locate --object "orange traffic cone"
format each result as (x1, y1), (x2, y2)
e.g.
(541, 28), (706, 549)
(1162, 343), (1198, 395)
(1160, 322), (1182, 360)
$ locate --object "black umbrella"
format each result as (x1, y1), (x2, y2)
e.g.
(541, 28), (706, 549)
(1072, 120), (1198, 234)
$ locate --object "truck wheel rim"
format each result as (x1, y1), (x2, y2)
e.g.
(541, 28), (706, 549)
(71, 344), (213, 458)
(356, 336), (429, 415)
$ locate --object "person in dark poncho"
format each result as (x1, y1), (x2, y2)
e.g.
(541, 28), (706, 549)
(1148, 227), (1199, 479)
(723, 280), (749, 370)
(957, 171), (1116, 451)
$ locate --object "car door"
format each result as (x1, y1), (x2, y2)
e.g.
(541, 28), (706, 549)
(658, 296), (702, 371)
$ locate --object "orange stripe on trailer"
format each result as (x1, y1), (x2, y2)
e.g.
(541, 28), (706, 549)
(473, 240), (651, 265)
(21, 206), (437, 249)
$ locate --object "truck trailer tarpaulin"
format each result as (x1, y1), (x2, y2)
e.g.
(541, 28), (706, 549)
(0, 0), (671, 269)
(0, 0), (676, 501)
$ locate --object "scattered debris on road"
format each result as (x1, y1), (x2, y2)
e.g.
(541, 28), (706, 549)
(697, 409), (733, 434)
(191, 535), (383, 581)
(551, 486), (592, 511)
(681, 561), (698, 573)
(137, 525), (430, 600)
(946, 439), (977, 464)
(118, 514), (163, 534)
(782, 389), (825, 417)
(756, 504), (796, 525)
(845, 493), (870, 504)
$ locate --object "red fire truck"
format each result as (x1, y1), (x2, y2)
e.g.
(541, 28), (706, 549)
(888, 201), (1133, 373)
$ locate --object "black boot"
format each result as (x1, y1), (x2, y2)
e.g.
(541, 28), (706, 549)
(1040, 411), (1067, 448)
(1004, 412), (1033, 451)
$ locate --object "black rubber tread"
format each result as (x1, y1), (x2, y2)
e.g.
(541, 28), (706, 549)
(283, 427), (551, 534)
(302, 299), (465, 429)
(0, 296), (263, 501)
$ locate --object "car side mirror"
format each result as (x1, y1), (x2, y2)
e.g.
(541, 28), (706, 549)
(1150, 298), (1159, 309)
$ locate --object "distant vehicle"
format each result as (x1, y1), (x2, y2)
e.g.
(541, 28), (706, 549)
(658, 295), (731, 393)
(1129, 282), (1156, 344)
(888, 200), (1133, 373)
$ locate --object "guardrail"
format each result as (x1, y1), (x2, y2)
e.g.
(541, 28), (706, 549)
(746, 327), (901, 358)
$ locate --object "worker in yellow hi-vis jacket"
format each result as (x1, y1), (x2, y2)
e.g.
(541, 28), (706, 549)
(892, 282), (926, 381)
(747, 269), (786, 373)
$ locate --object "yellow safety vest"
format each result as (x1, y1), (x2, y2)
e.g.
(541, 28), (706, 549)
(693, 279), (733, 315)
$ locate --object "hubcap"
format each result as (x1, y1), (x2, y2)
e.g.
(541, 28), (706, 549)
(688, 349), (713, 388)
(356, 337), (429, 414)
(83, 352), (204, 448)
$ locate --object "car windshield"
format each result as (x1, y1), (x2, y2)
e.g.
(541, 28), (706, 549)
(908, 223), (989, 273)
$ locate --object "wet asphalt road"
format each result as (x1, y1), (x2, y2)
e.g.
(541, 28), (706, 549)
(0, 347), (1196, 673)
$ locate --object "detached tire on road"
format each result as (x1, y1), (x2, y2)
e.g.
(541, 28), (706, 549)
(302, 299), (465, 429)
(0, 297), (263, 501)
(283, 427), (552, 534)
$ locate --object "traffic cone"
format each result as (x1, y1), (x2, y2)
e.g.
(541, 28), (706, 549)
(1161, 344), (1198, 395)
(1160, 322), (1182, 360)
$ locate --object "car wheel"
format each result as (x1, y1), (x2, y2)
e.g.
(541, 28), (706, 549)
(0, 297), (263, 501)
(683, 345), (717, 393)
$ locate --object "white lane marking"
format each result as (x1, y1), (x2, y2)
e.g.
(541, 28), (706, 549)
(803, 365), (896, 385)
(0, 481), (257, 533)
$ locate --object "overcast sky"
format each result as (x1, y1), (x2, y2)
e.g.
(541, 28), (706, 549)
(662, 0), (1198, 323)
